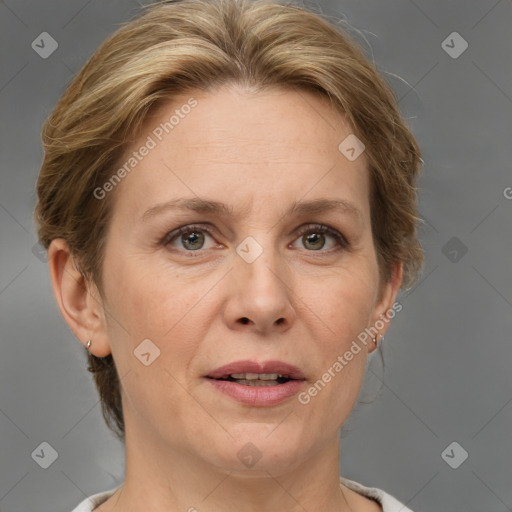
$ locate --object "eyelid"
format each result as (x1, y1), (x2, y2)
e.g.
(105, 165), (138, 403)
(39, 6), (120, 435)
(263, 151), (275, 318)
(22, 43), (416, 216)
(161, 222), (349, 253)
(292, 223), (349, 250)
(161, 223), (217, 247)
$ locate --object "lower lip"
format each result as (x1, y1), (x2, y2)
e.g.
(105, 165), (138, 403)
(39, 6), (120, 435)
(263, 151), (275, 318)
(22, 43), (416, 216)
(206, 378), (305, 406)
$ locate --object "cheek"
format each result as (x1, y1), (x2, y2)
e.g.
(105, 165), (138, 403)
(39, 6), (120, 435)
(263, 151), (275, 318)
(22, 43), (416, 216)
(100, 258), (215, 429)
(102, 253), (233, 393)
(302, 260), (378, 345)
(292, 260), (377, 413)
(104, 250), (207, 337)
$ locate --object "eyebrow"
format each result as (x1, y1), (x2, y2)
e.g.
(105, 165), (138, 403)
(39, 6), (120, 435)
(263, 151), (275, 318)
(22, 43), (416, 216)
(140, 197), (363, 223)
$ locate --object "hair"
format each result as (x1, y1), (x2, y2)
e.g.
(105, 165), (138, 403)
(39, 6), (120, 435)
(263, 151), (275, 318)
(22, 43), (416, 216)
(34, 0), (424, 440)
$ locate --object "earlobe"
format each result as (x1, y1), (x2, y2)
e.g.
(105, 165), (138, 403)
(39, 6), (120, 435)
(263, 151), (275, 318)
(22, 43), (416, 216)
(47, 239), (112, 357)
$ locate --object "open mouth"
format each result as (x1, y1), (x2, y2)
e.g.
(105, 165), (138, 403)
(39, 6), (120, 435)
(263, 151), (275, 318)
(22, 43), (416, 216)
(208, 373), (294, 387)
(206, 363), (306, 405)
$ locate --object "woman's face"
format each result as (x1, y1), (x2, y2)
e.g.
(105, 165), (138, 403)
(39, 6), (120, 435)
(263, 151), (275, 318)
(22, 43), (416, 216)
(93, 85), (400, 473)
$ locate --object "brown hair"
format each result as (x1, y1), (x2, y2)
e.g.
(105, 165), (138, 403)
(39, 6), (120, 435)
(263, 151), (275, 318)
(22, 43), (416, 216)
(34, 0), (423, 439)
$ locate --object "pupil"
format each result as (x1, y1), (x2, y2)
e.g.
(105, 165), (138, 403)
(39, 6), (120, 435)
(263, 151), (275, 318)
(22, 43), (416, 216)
(304, 232), (324, 250)
(182, 231), (204, 250)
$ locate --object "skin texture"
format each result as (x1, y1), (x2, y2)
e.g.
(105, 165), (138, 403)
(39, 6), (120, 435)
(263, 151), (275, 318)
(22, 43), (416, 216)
(49, 85), (402, 512)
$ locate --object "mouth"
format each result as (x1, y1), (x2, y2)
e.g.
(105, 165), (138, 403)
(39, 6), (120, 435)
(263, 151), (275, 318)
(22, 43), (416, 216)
(205, 360), (306, 406)
(206, 360), (305, 384)
(207, 373), (295, 387)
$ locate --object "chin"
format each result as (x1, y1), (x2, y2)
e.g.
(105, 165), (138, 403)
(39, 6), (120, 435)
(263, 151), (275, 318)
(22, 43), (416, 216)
(201, 429), (310, 476)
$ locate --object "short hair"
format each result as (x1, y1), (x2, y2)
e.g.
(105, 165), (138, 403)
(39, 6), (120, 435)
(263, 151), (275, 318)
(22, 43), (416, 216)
(34, 0), (424, 439)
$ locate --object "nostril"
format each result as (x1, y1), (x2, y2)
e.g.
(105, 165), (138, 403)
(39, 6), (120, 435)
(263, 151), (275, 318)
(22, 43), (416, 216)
(276, 318), (285, 325)
(240, 317), (250, 324)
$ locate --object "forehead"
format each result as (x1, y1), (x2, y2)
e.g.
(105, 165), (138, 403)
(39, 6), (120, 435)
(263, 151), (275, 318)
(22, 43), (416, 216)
(110, 85), (370, 223)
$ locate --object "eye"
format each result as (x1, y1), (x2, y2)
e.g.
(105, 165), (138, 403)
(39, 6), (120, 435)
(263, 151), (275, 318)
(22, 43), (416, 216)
(161, 222), (348, 254)
(291, 224), (348, 252)
(163, 224), (217, 251)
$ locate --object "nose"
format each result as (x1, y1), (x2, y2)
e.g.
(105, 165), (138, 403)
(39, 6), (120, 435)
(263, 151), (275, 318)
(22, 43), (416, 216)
(223, 241), (296, 335)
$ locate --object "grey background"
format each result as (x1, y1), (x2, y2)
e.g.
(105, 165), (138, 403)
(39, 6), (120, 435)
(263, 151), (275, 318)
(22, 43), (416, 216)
(1, 1), (511, 511)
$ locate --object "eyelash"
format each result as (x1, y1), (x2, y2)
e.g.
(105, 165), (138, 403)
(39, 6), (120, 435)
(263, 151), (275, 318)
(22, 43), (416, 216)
(160, 223), (349, 254)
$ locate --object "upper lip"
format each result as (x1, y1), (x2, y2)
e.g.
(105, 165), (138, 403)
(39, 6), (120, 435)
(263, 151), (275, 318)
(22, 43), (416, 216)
(206, 360), (305, 380)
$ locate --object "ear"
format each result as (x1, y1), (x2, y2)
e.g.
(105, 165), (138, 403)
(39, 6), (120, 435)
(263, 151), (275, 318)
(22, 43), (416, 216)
(367, 261), (403, 353)
(47, 238), (112, 357)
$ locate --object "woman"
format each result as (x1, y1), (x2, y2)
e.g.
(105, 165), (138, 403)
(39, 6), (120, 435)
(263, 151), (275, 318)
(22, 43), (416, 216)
(34, 0), (423, 510)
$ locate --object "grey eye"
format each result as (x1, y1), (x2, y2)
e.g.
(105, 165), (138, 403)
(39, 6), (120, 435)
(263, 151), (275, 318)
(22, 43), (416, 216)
(181, 231), (206, 250)
(302, 232), (326, 250)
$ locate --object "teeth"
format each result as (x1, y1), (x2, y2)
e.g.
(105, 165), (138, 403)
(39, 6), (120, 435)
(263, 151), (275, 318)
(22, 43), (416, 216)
(232, 379), (280, 387)
(230, 373), (284, 380)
